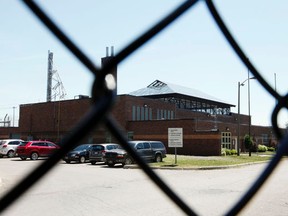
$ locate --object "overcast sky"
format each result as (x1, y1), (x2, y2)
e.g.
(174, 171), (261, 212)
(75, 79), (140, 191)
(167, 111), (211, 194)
(0, 0), (287, 128)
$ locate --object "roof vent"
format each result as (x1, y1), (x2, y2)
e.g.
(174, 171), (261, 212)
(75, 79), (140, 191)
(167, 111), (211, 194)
(147, 80), (167, 89)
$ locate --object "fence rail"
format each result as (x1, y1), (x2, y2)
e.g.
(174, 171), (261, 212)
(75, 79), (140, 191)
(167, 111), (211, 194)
(0, 1), (287, 215)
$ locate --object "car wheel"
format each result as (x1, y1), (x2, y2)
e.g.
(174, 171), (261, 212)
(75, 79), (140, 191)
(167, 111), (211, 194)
(30, 152), (39, 160)
(91, 161), (96, 165)
(124, 157), (133, 165)
(65, 160), (71, 164)
(79, 156), (85, 163)
(7, 150), (15, 158)
(20, 156), (27, 160)
(108, 163), (115, 167)
(155, 154), (162, 162)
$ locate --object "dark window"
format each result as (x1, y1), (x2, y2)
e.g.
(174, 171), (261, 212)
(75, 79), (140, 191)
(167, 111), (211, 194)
(136, 143), (144, 149)
(31, 142), (46, 147)
(132, 106), (136, 121)
(149, 108), (152, 120)
(127, 131), (134, 141)
(8, 141), (20, 145)
(143, 142), (150, 149)
(141, 107), (145, 120)
(136, 106), (140, 120)
(92, 145), (104, 151)
(151, 142), (164, 149)
(107, 145), (118, 150)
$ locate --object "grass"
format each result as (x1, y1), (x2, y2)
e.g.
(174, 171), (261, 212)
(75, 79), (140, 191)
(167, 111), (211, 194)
(149, 153), (274, 168)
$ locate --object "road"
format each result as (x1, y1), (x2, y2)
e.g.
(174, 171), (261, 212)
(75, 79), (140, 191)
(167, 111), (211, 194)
(0, 158), (288, 216)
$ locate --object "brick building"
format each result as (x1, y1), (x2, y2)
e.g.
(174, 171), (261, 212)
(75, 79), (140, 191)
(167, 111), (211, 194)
(0, 80), (280, 156)
(0, 52), (281, 156)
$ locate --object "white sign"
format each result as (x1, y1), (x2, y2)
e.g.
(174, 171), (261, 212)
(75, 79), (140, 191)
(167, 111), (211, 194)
(168, 128), (183, 148)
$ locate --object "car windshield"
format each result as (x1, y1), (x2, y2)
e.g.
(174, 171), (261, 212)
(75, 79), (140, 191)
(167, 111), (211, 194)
(73, 144), (90, 151)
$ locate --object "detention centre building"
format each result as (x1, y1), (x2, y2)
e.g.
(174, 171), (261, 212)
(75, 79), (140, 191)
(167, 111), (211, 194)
(0, 50), (282, 156)
(0, 79), (280, 156)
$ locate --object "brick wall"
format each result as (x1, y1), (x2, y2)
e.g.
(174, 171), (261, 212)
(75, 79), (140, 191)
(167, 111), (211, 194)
(127, 119), (221, 156)
(1, 95), (283, 154)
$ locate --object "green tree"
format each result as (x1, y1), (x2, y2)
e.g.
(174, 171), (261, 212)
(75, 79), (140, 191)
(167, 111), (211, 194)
(244, 134), (253, 156)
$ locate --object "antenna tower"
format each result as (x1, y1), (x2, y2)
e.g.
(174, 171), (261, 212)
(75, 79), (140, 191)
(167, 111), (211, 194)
(46, 50), (67, 102)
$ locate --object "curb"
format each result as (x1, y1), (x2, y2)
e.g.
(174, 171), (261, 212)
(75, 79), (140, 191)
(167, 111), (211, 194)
(123, 161), (268, 170)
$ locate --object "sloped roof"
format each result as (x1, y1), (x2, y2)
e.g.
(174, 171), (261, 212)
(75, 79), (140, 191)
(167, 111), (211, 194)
(129, 80), (234, 106)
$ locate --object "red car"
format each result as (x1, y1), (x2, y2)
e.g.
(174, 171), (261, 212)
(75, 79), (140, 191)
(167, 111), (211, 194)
(16, 140), (60, 160)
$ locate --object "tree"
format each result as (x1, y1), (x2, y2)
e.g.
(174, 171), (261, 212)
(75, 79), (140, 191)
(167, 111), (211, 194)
(244, 134), (253, 156)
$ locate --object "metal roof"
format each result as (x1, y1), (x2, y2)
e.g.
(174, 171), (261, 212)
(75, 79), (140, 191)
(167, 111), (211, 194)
(129, 80), (234, 106)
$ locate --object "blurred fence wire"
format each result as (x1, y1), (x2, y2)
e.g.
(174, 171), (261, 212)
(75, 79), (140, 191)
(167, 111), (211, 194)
(0, 1), (287, 215)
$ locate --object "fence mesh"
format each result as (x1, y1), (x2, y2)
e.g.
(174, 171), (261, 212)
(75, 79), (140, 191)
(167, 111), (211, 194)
(0, 1), (287, 215)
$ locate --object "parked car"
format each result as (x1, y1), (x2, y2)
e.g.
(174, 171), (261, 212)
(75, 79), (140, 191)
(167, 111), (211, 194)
(0, 139), (24, 158)
(16, 140), (60, 160)
(89, 143), (120, 165)
(63, 144), (94, 163)
(103, 140), (167, 167)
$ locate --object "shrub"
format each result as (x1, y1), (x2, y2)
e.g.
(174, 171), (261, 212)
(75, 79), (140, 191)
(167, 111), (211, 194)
(221, 148), (226, 156)
(221, 148), (237, 156)
(258, 144), (268, 152)
(226, 149), (232, 155)
(267, 147), (275, 152)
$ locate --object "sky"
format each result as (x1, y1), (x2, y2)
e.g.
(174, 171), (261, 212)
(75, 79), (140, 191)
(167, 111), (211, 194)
(0, 0), (287, 128)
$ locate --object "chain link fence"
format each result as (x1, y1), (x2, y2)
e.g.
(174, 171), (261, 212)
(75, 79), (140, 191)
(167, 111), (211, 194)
(0, 1), (287, 215)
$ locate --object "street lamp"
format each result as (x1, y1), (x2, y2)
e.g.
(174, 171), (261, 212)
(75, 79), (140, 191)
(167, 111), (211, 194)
(237, 77), (256, 156)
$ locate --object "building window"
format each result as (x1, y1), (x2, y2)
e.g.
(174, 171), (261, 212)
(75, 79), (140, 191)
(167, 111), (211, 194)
(156, 109), (174, 120)
(144, 107), (149, 120)
(127, 131), (134, 140)
(132, 106), (153, 121)
(262, 134), (269, 145)
(149, 108), (152, 120)
(132, 106), (136, 121)
(136, 106), (140, 120)
(221, 132), (231, 149)
(141, 107), (145, 120)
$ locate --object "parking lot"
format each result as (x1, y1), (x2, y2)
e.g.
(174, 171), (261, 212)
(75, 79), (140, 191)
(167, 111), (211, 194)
(1, 157), (288, 216)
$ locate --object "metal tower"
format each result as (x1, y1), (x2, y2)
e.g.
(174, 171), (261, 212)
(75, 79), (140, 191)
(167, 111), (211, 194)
(46, 50), (66, 102)
(47, 50), (53, 102)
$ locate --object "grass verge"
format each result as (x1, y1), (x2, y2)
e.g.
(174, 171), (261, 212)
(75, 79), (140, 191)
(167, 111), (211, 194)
(149, 153), (273, 168)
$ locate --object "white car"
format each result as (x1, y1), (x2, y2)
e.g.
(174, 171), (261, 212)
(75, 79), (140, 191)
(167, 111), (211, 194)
(0, 139), (24, 158)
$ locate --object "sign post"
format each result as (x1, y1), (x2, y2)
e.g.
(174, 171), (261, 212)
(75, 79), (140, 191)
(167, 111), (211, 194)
(168, 128), (183, 164)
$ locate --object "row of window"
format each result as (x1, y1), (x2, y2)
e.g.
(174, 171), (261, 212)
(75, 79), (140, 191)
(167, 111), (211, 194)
(221, 132), (271, 149)
(132, 106), (174, 121)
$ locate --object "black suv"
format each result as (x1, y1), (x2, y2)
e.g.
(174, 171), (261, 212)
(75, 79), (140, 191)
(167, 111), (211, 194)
(63, 144), (94, 163)
(103, 140), (167, 167)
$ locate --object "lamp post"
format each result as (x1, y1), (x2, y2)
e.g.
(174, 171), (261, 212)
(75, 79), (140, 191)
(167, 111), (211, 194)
(237, 77), (256, 156)
(237, 82), (241, 156)
(12, 106), (16, 127)
(274, 73), (277, 105)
